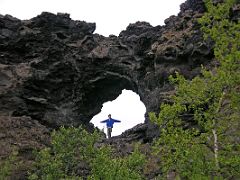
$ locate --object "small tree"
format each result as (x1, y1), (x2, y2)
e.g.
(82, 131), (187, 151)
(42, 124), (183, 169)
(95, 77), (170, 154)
(29, 126), (100, 179)
(150, 0), (240, 178)
(29, 126), (146, 180)
(89, 144), (146, 180)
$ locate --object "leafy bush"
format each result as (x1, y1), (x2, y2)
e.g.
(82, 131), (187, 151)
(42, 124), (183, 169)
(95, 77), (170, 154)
(89, 144), (146, 180)
(150, 0), (240, 179)
(0, 151), (18, 179)
(29, 126), (145, 180)
(29, 126), (100, 179)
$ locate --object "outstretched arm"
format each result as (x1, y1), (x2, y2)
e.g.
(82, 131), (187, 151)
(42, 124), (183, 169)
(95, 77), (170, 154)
(112, 119), (121, 123)
(100, 119), (108, 123)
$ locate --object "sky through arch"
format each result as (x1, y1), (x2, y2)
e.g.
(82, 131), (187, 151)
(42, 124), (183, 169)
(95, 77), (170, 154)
(90, 89), (146, 136)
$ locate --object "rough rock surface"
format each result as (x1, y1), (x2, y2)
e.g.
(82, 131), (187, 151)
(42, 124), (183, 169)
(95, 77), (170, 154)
(2, 0), (239, 178)
(0, 0), (210, 150)
(0, 0), (212, 129)
(0, 115), (50, 179)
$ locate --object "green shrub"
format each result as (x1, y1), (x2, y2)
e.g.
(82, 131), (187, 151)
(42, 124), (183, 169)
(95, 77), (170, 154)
(28, 126), (100, 179)
(29, 126), (146, 180)
(0, 151), (18, 179)
(89, 144), (146, 180)
(150, 0), (240, 178)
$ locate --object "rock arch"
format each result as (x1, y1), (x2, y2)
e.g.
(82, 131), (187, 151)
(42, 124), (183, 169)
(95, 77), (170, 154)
(0, 0), (215, 139)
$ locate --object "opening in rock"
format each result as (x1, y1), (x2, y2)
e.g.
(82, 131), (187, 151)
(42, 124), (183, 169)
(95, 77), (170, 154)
(90, 89), (146, 137)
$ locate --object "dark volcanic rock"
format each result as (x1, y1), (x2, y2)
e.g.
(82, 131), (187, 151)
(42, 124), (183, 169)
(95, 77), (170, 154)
(0, 0), (214, 138)
(0, 115), (50, 179)
(0, 0), (220, 176)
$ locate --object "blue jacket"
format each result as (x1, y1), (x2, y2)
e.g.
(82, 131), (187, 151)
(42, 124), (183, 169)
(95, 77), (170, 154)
(100, 118), (121, 128)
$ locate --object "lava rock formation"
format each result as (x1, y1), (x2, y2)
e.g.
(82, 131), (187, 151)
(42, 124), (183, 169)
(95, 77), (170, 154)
(3, 0), (238, 178)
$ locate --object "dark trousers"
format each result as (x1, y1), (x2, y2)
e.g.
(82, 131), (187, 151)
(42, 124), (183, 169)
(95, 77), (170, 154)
(107, 127), (112, 138)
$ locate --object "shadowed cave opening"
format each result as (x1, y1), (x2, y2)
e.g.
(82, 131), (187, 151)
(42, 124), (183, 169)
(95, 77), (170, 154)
(90, 89), (146, 137)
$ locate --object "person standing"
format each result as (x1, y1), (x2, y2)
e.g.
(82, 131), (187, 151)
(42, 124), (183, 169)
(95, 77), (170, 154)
(100, 114), (121, 138)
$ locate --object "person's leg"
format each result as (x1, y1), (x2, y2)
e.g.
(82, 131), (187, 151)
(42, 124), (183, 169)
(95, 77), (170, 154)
(107, 128), (110, 138)
(107, 128), (112, 138)
(109, 128), (112, 138)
